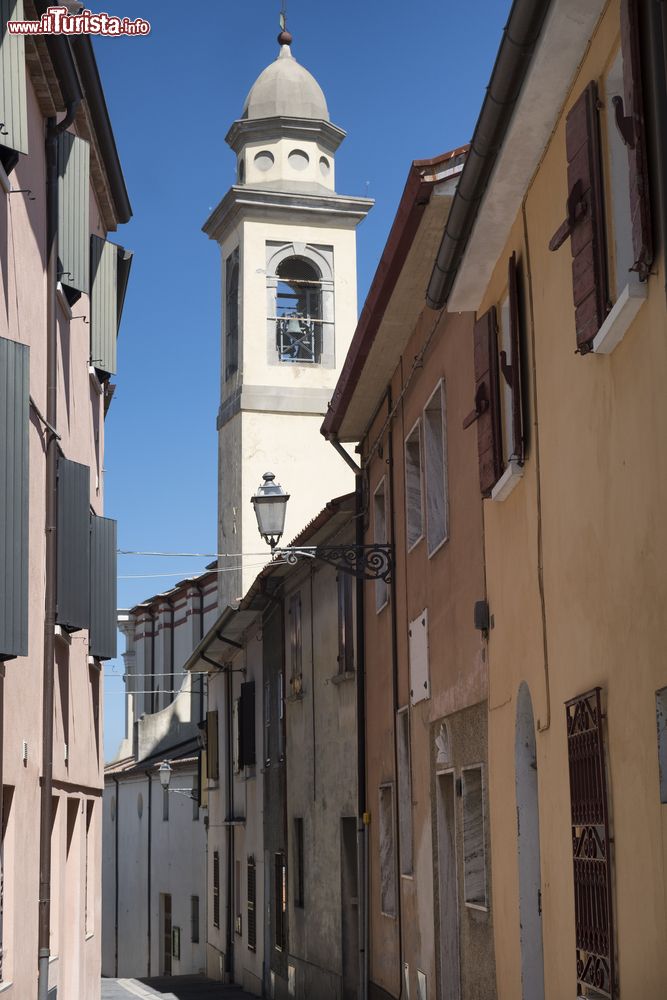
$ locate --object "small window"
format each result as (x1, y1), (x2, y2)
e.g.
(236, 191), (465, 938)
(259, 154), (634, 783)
(162, 787), (169, 822)
(657, 688), (667, 804)
(294, 818), (305, 908)
(379, 783), (397, 917)
(396, 710), (413, 876)
(289, 592), (303, 693)
(405, 421), (424, 550)
(462, 766), (487, 908)
(225, 248), (239, 379)
(275, 258), (322, 364)
(274, 852), (287, 950)
(603, 49), (635, 302)
(337, 572), (354, 674)
(423, 381), (448, 555)
(213, 851), (220, 928)
(374, 479), (388, 612)
(191, 896), (199, 943)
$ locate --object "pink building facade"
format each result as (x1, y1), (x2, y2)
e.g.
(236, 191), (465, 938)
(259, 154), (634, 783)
(0, 4), (131, 997)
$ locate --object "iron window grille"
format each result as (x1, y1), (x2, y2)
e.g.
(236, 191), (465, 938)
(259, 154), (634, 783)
(565, 687), (615, 999)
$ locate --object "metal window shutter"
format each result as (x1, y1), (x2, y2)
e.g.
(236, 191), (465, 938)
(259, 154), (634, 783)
(620, 0), (653, 279)
(463, 307), (503, 496)
(90, 236), (117, 376)
(90, 514), (116, 659)
(57, 132), (90, 294)
(0, 0), (28, 157)
(0, 335), (29, 657)
(56, 457), (91, 631)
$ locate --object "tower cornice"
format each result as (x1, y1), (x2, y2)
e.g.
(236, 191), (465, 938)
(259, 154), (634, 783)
(226, 116), (346, 156)
(203, 185), (374, 244)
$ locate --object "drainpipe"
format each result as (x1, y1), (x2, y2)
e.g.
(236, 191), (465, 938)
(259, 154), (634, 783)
(145, 769), (152, 977)
(225, 666), (234, 982)
(386, 386), (405, 998)
(647, 0), (667, 293)
(37, 92), (81, 1000)
(353, 471), (368, 1000)
(113, 775), (120, 977)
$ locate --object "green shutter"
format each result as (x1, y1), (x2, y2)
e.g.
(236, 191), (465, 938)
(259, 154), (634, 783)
(0, 0), (28, 158)
(0, 335), (29, 658)
(89, 515), (117, 660)
(90, 236), (133, 377)
(58, 132), (90, 295)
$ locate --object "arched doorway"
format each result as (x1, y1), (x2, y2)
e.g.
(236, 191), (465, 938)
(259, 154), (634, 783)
(515, 682), (545, 1000)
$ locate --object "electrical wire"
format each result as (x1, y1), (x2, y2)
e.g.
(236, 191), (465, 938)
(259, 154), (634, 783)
(117, 549), (271, 559)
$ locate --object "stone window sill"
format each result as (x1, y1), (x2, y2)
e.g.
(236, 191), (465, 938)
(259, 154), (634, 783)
(592, 280), (647, 355)
(491, 460), (523, 502)
(331, 670), (355, 685)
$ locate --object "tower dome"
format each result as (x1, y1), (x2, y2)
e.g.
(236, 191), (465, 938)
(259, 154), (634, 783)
(242, 42), (330, 122)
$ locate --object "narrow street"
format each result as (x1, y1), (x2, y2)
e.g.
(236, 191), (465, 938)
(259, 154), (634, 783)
(102, 977), (256, 1000)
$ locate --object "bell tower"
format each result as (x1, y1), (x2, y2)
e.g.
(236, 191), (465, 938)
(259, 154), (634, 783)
(204, 26), (372, 607)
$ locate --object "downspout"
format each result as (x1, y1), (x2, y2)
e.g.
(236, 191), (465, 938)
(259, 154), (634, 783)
(145, 769), (152, 977)
(353, 471), (368, 1000)
(37, 93), (81, 1000)
(113, 775), (120, 977)
(225, 666), (234, 981)
(647, 0), (667, 293)
(386, 386), (405, 997)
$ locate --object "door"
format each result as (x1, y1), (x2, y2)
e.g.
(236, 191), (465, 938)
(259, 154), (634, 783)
(515, 683), (545, 1000)
(161, 893), (172, 976)
(436, 771), (460, 1000)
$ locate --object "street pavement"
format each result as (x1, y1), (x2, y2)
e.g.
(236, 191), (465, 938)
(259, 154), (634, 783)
(102, 976), (257, 1000)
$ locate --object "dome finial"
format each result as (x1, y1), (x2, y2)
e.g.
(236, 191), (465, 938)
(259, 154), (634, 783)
(277, 2), (292, 47)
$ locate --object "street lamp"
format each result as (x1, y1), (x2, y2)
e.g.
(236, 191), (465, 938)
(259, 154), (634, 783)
(158, 760), (198, 800)
(250, 472), (393, 582)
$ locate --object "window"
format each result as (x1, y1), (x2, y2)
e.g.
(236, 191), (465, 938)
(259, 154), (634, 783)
(337, 572), (354, 674)
(239, 682), (256, 768)
(162, 787), (169, 822)
(225, 248), (239, 379)
(264, 681), (271, 767)
(379, 783), (396, 917)
(247, 857), (257, 952)
(232, 698), (240, 774)
(294, 818), (305, 908)
(405, 421), (424, 550)
(213, 851), (220, 928)
(274, 852), (287, 950)
(235, 859), (241, 935)
(462, 766), (487, 908)
(85, 801), (94, 935)
(275, 258), (322, 363)
(289, 592), (302, 694)
(408, 610), (430, 705)
(374, 479), (388, 612)
(423, 381), (448, 555)
(206, 711), (219, 781)
(657, 688), (667, 804)
(191, 896), (199, 944)
(602, 50), (635, 302)
(396, 710), (413, 876)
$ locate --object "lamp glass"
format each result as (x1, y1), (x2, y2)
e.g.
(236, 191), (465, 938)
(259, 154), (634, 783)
(158, 761), (172, 789)
(251, 472), (290, 546)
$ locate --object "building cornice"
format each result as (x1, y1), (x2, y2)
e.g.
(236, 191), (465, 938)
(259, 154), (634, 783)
(226, 115), (346, 156)
(203, 185), (374, 243)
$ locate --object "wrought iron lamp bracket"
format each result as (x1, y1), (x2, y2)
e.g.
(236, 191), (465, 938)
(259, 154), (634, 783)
(273, 544), (393, 582)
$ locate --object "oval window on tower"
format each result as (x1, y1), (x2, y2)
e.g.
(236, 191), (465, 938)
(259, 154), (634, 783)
(254, 150), (274, 173)
(288, 149), (309, 171)
(319, 156), (330, 178)
(238, 158), (245, 183)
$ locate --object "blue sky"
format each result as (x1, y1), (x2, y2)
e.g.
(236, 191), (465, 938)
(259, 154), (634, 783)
(96, 0), (512, 760)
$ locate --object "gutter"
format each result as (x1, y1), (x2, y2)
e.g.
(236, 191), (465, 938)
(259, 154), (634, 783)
(426, 0), (552, 310)
(113, 775), (120, 977)
(145, 769), (153, 977)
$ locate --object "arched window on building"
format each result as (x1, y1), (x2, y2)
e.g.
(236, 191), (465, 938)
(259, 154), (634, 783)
(275, 258), (322, 363)
(225, 248), (239, 379)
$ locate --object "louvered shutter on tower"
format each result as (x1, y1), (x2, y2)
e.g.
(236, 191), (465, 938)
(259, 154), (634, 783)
(463, 308), (503, 497)
(0, 0), (28, 163)
(549, 83), (609, 353)
(0, 336), (29, 658)
(620, 0), (653, 279)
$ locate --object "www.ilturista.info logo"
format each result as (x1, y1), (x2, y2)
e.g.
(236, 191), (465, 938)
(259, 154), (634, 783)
(7, 5), (150, 35)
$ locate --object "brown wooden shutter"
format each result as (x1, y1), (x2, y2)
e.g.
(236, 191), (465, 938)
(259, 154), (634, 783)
(565, 688), (616, 999)
(206, 710), (219, 781)
(463, 307), (503, 497)
(501, 252), (524, 464)
(619, 0), (652, 279)
(549, 82), (609, 354)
